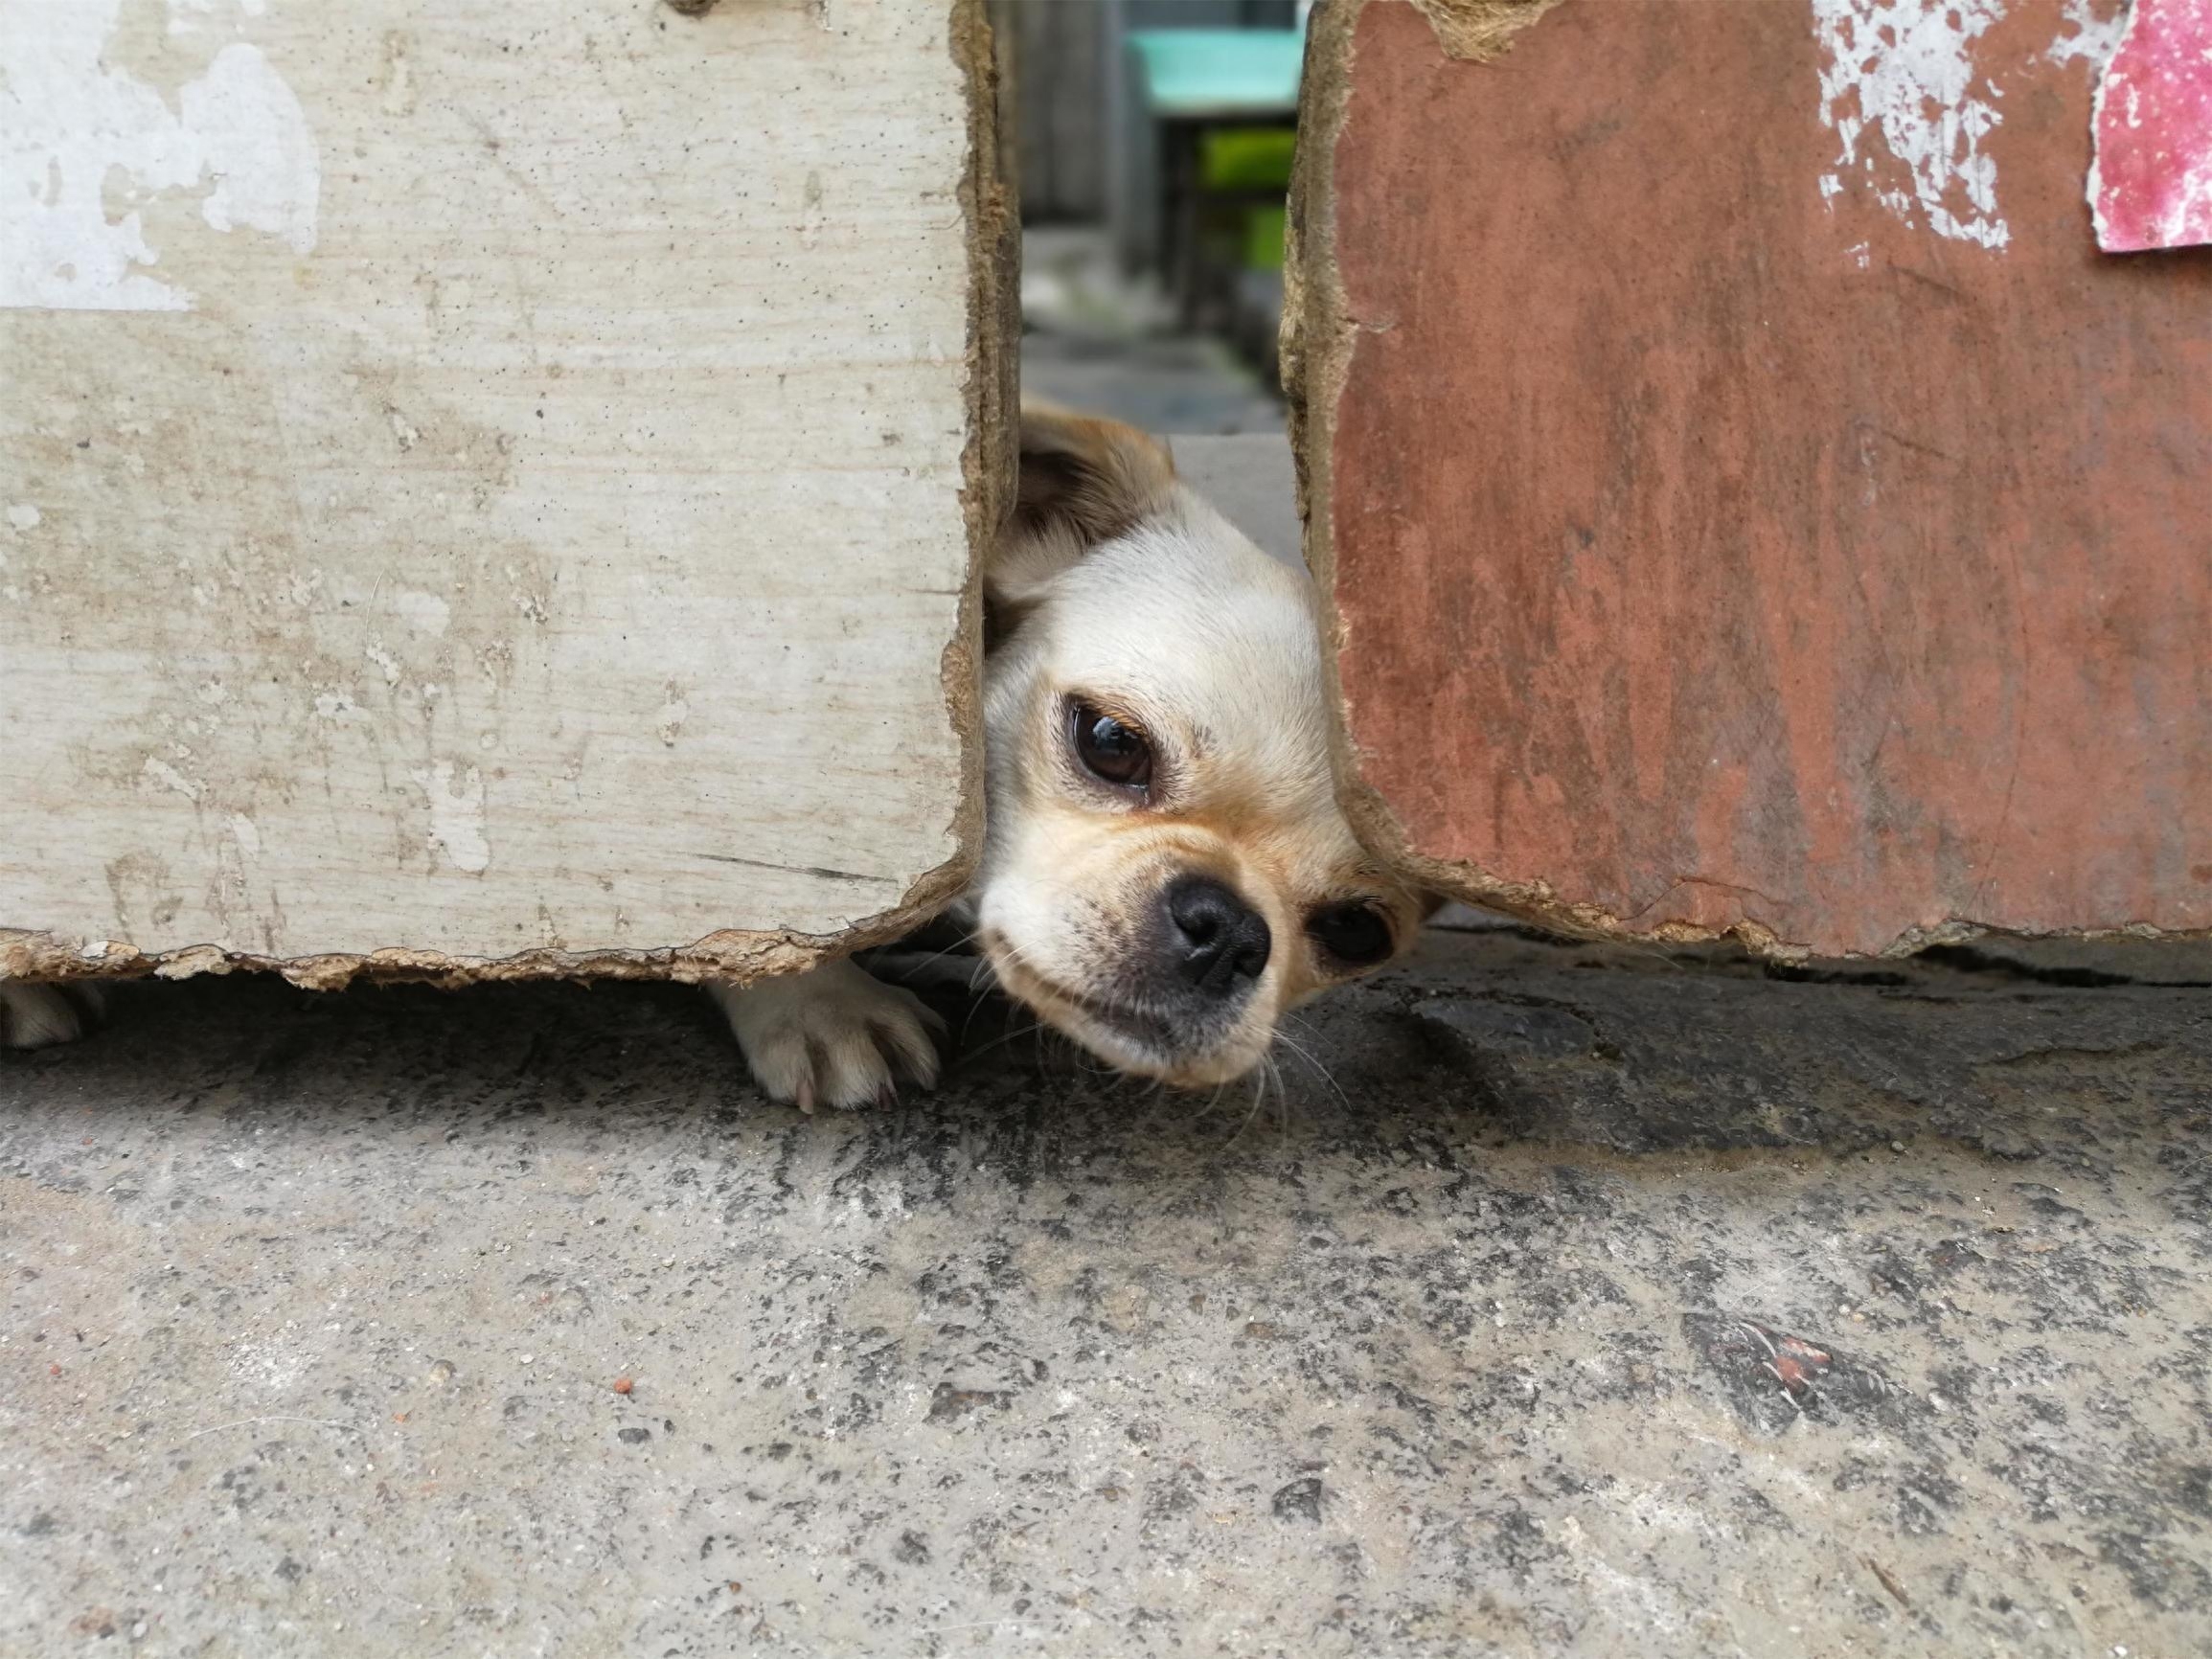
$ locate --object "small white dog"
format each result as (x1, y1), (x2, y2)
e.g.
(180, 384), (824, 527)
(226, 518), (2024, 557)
(4, 406), (1425, 1103)
(711, 404), (1426, 1107)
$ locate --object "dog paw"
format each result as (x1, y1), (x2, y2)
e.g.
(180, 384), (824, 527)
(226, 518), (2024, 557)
(0, 983), (104, 1050)
(708, 959), (945, 1112)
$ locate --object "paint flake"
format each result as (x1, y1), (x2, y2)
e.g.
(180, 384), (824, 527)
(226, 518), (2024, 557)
(2089, 0), (2212, 251)
(411, 761), (491, 875)
(0, 0), (320, 311)
(1811, 0), (2013, 249)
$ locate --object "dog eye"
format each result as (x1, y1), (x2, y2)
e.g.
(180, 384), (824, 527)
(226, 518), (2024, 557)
(1308, 903), (1393, 967)
(1070, 701), (1152, 791)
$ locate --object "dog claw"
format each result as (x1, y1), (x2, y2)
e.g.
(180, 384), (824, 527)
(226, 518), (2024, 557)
(714, 959), (943, 1114)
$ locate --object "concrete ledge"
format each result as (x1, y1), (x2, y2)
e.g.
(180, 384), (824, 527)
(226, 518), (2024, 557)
(2, 931), (2205, 1654)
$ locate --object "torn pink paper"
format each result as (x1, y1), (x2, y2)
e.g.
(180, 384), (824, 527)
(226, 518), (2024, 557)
(2091, 0), (2212, 252)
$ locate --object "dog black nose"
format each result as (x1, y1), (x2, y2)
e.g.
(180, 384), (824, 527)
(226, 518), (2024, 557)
(1163, 875), (1271, 996)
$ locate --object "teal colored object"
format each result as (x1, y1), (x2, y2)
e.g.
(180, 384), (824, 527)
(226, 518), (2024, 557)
(1126, 30), (1304, 119)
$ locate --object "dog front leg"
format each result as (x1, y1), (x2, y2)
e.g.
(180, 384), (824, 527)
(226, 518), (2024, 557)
(0, 982), (107, 1050)
(707, 958), (944, 1112)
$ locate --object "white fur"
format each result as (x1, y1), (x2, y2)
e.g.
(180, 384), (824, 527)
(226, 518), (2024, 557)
(707, 958), (941, 1113)
(0, 982), (103, 1049)
(989, 489), (1343, 832)
(966, 481), (1402, 1086)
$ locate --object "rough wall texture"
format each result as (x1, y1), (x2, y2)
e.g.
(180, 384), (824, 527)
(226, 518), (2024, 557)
(1288, 0), (2212, 958)
(0, 0), (1014, 988)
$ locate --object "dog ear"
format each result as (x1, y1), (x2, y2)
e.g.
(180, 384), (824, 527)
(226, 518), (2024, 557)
(1011, 403), (1174, 545)
(986, 404), (1175, 639)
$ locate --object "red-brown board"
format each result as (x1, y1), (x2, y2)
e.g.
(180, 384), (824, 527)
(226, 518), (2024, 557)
(1288, 0), (2212, 957)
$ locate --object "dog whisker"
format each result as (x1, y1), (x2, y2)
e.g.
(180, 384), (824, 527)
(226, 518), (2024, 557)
(957, 1015), (1046, 1068)
(863, 927), (982, 982)
(1270, 1029), (1349, 1113)
(956, 974), (1014, 1051)
(1219, 1065), (1275, 1152)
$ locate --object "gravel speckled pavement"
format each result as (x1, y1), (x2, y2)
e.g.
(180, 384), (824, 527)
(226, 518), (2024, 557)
(3, 924), (2208, 1657)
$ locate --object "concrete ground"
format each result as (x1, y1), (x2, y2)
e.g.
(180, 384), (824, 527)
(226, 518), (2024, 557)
(2, 923), (2208, 1658)
(1020, 226), (1285, 437)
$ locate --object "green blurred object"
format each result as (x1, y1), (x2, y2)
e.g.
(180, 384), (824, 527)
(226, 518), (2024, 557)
(1200, 127), (1298, 193)
(1244, 205), (1287, 272)
(1199, 132), (1291, 271)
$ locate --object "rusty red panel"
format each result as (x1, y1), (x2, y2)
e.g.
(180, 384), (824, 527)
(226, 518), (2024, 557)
(1289, 0), (2212, 956)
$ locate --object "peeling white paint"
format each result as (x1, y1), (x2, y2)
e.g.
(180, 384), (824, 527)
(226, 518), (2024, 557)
(2081, 2), (2130, 242)
(411, 761), (490, 875)
(2047, 0), (2130, 67)
(364, 641), (401, 686)
(1811, 0), (2011, 250)
(141, 757), (202, 802)
(376, 31), (418, 118)
(189, 45), (318, 251)
(228, 812), (262, 855)
(5, 503), (41, 531)
(0, 0), (320, 311)
(657, 692), (691, 748)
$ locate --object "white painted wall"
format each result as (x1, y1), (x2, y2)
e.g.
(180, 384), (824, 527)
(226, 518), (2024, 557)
(1, 0), (1003, 982)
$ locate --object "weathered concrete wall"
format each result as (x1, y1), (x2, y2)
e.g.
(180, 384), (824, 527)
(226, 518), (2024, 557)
(0, 0), (1014, 987)
(1288, 0), (2212, 957)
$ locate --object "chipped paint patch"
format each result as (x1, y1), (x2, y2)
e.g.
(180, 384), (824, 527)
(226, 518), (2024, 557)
(0, 0), (320, 311)
(2046, 0), (2130, 67)
(2089, 0), (2212, 251)
(1811, 0), (2011, 250)
(657, 688), (692, 748)
(141, 757), (202, 802)
(411, 761), (491, 875)
(5, 504), (41, 532)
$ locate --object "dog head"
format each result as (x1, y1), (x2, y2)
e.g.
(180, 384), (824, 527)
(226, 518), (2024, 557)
(972, 405), (1425, 1087)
